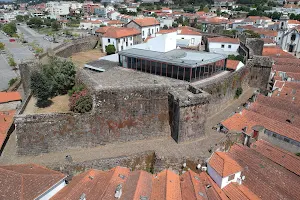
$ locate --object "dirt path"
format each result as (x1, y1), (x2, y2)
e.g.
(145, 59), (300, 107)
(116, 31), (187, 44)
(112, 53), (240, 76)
(71, 49), (106, 68)
(0, 88), (255, 166)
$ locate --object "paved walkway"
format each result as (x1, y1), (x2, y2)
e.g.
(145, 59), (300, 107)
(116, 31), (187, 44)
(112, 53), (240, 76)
(0, 88), (255, 166)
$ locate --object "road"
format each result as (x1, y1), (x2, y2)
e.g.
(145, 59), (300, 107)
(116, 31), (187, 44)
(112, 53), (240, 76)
(17, 24), (61, 50)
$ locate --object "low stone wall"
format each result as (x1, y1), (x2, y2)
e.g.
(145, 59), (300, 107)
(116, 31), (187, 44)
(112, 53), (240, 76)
(54, 37), (98, 58)
(198, 66), (250, 117)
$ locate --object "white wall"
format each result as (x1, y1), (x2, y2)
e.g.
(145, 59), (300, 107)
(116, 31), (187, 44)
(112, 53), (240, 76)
(141, 25), (160, 40)
(133, 31), (177, 52)
(209, 42), (239, 53)
(102, 37), (117, 52)
(207, 164), (242, 189)
(281, 29), (300, 53)
(37, 179), (66, 200)
(177, 34), (202, 46)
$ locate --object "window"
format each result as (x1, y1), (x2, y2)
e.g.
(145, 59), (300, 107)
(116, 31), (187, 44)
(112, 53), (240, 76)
(181, 37), (184, 39)
(108, 38), (110, 43)
(126, 42), (128, 46)
(121, 46), (123, 50)
(221, 44), (225, 48)
(152, 29), (154, 34)
(291, 33), (296, 41)
(228, 174), (235, 181)
(272, 133), (277, 138)
(157, 28), (158, 32)
(143, 31), (144, 36)
(191, 38), (195, 45)
(228, 45), (232, 48)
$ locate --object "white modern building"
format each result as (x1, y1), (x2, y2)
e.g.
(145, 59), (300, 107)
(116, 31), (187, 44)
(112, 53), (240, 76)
(207, 36), (240, 55)
(46, 1), (70, 18)
(207, 151), (243, 189)
(100, 27), (141, 53)
(126, 17), (160, 41)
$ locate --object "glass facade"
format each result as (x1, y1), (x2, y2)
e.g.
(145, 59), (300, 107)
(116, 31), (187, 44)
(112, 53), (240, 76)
(121, 56), (226, 82)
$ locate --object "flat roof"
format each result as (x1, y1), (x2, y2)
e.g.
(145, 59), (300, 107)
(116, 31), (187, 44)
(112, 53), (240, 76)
(119, 49), (227, 68)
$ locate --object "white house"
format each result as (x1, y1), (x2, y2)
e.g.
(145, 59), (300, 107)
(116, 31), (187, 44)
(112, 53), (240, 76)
(79, 20), (102, 30)
(108, 11), (120, 20)
(207, 36), (240, 55)
(207, 151), (243, 189)
(0, 164), (67, 200)
(101, 27), (141, 53)
(161, 7), (172, 14)
(158, 17), (174, 28)
(156, 26), (202, 48)
(125, 17), (160, 41)
(126, 6), (137, 13)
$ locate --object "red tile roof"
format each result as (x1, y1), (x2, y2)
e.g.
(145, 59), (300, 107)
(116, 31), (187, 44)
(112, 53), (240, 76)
(0, 92), (21, 104)
(228, 144), (300, 200)
(208, 151), (243, 177)
(132, 17), (160, 27)
(263, 46), (294, 58)
(226, 60), (240, 70)
(178, 26), (201, 35)
(251, 140), (300, 176)
(102, 27), (140, 38)
(223, 183), (260, 200)
(208, 37), (239, 44)
(95, 26), (110, 33)
(0, 110), (15, 149)
(52, 166), (130, 200)
(0, 164), (65, 200)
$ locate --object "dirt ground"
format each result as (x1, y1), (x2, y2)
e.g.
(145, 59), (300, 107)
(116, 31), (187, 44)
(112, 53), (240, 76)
(71, 49), (106, 68)
(23, 94), (70, 114)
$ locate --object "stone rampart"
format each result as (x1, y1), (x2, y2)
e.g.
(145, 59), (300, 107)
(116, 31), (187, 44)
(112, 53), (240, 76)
(197, 66), (250, 117)
(15, 84), (171, 155)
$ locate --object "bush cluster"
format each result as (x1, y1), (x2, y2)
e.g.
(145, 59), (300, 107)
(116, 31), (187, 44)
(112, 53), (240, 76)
(69, 89), (93, 113)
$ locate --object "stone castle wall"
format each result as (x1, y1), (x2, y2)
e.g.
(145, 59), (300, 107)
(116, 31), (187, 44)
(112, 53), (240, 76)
(15, 85), (171, 155)
(198, 66), (250, 117)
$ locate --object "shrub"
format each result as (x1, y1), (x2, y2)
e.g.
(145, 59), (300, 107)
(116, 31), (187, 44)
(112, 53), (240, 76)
(68, 85), (85, 96)
(235, 87), (243, 98)
(69, 90), (93, 113)
(105, 44), (116, 55)
(296, 152), (300, 157)
(8, 57), (16, 67)
(8, 77), (18, 87)
(0, 42), (5, 50)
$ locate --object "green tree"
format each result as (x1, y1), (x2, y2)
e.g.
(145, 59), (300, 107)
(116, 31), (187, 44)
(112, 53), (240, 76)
(172, 22), (178, 28)
(216, 8), (221, 16)
(163, 25), (168, 29)
(42, 58), (76, 96)
(16, 15), (24, 22)
(27, 17), (43, 28)
(105, 44), (116, 55)
(0, 42), (5, 50)
(30, 71), (52, 107)
(2, 23), (17, 36)
(203, 6), (209, 13)
(51, 21), (60, 31)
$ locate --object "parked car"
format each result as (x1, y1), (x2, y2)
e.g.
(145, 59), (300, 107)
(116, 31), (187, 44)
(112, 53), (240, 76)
(9, 39), (15, 42)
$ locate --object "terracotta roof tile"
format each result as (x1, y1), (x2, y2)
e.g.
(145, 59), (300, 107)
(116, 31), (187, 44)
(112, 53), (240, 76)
(121, 170), (153, 200)
(0, 92), (21, 104)
(95, 26), (110, 33)
(0, 110), (15, 149)
(52, 166), (130, 200)
(208, 152), (243, 177)
(0, 164), (65, 200)
(151, 169), (182, 200)
(223, 183), (260, 200)
(178, 26), (201, 36)
(102, 27), (140, 38)
(251, 140), (300, 176)
(132, 17), (160, 27)
(208, 37), (239, 44)
(226, 60), (240, 70)
(263, 46), (294, 58)
(228, 144), (300, 200)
